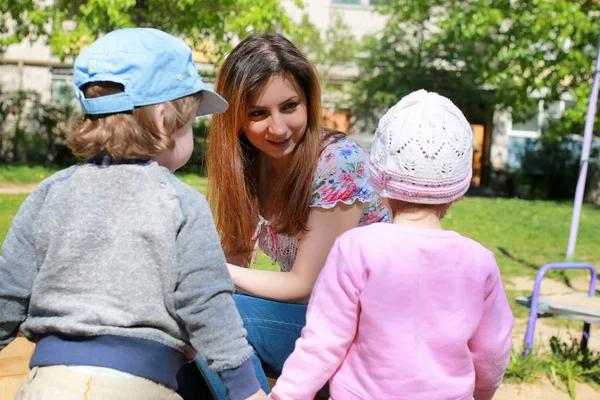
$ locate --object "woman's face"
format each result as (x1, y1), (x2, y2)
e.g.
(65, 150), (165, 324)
(243, 74), (308, 171)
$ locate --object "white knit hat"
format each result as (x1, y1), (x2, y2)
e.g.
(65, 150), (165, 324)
(369, 89), (473, 204)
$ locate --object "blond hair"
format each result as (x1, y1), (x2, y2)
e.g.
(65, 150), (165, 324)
(67, 82), (202, 159)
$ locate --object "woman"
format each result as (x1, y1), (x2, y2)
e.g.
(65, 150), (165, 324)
(190, 32), (390, 399)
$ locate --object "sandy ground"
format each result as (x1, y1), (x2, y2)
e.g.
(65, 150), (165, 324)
(507, 275), (595, 295)
(495, 378), (599, 400)
(0, 184), (38, 194)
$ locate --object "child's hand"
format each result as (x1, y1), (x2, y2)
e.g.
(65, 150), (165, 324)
(245, 388), (268, 400)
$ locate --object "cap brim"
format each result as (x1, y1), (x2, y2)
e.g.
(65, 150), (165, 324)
(197, 89), (229, 116)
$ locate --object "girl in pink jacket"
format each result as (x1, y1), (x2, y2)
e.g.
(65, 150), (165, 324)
(270, 90), (514, 400)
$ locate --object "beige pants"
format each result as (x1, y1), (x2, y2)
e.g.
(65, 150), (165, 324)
(14, 366), (183, 400)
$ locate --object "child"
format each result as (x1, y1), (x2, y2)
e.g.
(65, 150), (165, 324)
(0, 28), (266, 400)
(270, 90), (514, 400)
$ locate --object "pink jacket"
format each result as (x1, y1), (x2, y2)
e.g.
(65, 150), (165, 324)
(271, 223), (513, 400)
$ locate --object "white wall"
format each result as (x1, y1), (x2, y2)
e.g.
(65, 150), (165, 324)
(1, 0), (65, 101)
(0, 42), (59, 103)
(284, 0), (388, 40)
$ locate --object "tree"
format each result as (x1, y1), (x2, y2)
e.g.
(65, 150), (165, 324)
(354, 1), (600, 199)
(291, 12), (358, 110)
(29, 85), (78, 164)
(352, 1), (494, 129)
(354, 0), (600, 130)
(440, 0), (600, 134)
(439, 1), (600, 203)
(2, 0), (305, 61)
(0, 0), (46, 54)
(0, 89), (38, 163)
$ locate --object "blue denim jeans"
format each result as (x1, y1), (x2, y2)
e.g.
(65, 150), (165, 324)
(193, 294), (309, 399)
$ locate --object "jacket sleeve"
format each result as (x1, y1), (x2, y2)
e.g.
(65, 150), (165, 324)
(469, 254), (514, 400)
(271, 238), (363, 400)
(0, 191), (43, 351)
(173, 192), (258, 399)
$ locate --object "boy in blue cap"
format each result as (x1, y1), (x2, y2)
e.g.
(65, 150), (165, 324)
(0, 28), (266, 400)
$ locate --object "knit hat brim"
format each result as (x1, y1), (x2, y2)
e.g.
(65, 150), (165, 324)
(369, 164), (471, 204)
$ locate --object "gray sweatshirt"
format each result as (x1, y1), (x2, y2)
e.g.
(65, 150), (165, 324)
(0, 159), (258, 398)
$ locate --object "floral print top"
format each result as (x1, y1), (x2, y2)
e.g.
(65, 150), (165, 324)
(253, 134), (391, 272)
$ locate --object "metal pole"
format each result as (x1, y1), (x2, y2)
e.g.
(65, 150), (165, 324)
(566, 25), (600, 260)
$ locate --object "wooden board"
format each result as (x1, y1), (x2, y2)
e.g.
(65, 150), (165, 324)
(0, 337), (35, 400)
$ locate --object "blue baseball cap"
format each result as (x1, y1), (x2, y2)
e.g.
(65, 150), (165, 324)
(74, 28), (228, 116)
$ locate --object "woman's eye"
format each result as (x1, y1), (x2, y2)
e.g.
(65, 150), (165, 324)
(248, 110), (265, 117)
(282, 102), (298, 112)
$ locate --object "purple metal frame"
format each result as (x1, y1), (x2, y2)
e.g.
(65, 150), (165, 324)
(566, 25), (600, 260)
(523, 262), (597, 356)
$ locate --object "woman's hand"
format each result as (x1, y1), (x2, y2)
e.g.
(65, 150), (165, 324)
(226, 202), (364, 303)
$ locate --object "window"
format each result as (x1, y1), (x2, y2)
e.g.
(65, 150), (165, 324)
(369, 0), (390, 4)
(332, 0), (361, 5)
(50, 67), (75, 103)
(512, 115), (538, 132)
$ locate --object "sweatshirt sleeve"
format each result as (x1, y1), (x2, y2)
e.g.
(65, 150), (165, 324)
(173, 192), (259, 400)
(469, 254), (514, 400)
(271, 238), (363, 400)
(0, 191), (43, 350)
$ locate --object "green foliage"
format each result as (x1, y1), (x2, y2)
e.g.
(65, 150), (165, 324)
(508, 137), (596, 200)
(353, 0), (493, 126)
(1, 0), (305, 61)
(440, 0), (600, 135)
(355, 0), (600, 137)
(546, 336), (600, 398)
(291, 12), (358, 110)
(0, 85), (78, 166)
(504, 337), (600, 397)
(0, 89), (39, 163)
(0, 86), (209, 170)
(28, 85), (79, 166)
(317, 13), (357, 72)
(0, 0), (46, 54)
(504, 347), (545, 383)
(180, 117), (210, 176)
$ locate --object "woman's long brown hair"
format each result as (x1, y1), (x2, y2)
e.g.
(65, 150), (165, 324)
(207, 32), (327, 257)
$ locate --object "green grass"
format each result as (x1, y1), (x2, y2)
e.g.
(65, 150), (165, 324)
(3, 192), (599, 278)
(0, 194), (29, 247)
(504, 347), (546, 384)
(176, 172), (209, 192)
(443, 197), (600, 282)
(0, 165), (59, 184)
(2, 165), (600, 283)
(0, 165), (208, 191)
